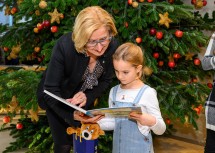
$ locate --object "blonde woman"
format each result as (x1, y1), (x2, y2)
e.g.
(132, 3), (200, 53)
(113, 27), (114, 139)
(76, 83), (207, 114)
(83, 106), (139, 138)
(37, 6), (118, 153)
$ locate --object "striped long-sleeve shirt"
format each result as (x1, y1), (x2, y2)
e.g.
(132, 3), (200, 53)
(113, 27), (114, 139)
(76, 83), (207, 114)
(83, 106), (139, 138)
(202, 32), (215, 78)
(201, 32), (215, 131)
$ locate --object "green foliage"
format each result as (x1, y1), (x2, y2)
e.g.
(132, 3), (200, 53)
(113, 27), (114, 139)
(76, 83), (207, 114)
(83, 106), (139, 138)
(0, 68), (42, 112)
(98, 131), (113, 153)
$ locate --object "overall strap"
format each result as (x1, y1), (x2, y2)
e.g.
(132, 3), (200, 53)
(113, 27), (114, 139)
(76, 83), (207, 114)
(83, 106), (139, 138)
(133, 85), (149, 104)
(112, 85), (119, 101)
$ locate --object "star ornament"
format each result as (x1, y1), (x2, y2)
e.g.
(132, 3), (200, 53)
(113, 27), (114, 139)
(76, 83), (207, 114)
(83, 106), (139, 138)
(4, 5), (10, 15)
(168, 54), (174, 61)
(185, 52), (195, 60)
(29, 109), (39, 122)
(48, 8), (63, 24)
(158, 12), (173, 28)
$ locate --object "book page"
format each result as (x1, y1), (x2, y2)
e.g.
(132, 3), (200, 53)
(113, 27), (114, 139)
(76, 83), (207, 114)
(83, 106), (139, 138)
(88, 107), (142, 117)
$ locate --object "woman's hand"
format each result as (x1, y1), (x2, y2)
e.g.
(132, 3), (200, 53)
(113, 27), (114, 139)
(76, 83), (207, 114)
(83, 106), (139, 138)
(66, 91), (87, 107)
(74, 110), (104, 123)
(129, 112), (156, 127)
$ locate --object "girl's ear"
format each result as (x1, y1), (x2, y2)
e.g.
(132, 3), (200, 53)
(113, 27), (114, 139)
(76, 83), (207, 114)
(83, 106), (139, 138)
(136, 65), (143, 73)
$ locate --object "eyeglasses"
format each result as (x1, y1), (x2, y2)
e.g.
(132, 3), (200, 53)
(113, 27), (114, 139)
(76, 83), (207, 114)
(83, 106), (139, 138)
(86, 36), (112, 48)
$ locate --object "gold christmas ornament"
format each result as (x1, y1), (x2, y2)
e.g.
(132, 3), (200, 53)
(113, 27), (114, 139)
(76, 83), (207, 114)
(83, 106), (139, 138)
(8, 96), (20, 113)
(143, 66), (153, 76)
(185, 52), (195, 60)
(9, 52), (18, 59)
(7, 44), (21, 60)
(35, 10), (40, 16)
(4, 5), (10, 15)
(11, 45), (21, 54)
(168, 54), (174, 61)
(48, 8), (63, 24)
(7, 56), (12, 60)
(17, 0), (24, 5)
(195, 0), (203, 9)
(132, 1), (139, 8)
(39, 0), (47, 9)
(158, 12), (173, 28)
(29, 109), (39, 122)
(0, 107), (9, 113)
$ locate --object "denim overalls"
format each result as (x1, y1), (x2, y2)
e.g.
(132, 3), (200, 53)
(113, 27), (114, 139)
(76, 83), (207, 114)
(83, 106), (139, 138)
(112, 85), (152, 153)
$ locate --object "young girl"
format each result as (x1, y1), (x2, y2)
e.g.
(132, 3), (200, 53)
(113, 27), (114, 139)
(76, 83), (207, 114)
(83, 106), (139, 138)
(98, 42), (166, 153)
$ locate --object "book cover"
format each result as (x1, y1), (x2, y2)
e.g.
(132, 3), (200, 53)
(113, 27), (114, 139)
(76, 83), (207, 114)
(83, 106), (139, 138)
(44, 90), (94, 117)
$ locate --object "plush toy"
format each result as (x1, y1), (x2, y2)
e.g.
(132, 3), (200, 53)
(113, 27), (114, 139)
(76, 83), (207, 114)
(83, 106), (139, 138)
(67, 123), (105, 141)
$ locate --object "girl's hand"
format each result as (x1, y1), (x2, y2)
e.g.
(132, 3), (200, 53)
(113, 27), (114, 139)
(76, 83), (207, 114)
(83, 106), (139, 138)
(74, 111), (104, 123)
(66, 92), (87, 107)
(129, 112), (156, 127)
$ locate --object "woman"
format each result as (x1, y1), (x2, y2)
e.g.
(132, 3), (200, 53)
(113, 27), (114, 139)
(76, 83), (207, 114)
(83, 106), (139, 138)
(37, 6), (118, 153)
(202, 32), (215, 153)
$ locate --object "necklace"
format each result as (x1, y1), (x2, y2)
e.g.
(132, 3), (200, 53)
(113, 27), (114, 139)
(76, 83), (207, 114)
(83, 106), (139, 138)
(121, 95), (125, 100)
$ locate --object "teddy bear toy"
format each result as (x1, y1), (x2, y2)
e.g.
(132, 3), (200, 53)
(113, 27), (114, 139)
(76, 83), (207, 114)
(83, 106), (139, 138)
(66, 123), (105, 141)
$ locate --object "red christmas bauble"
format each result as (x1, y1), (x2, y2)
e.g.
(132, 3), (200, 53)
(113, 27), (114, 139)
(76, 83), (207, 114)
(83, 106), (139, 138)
(158, 60), (164, 67)
(124, 22), (129, 28)
(136, 37), (142, 44)
(203, 0), (207, 6)
(42, 20), (51, 28)
(3, 47), (9, 52)
(11, 7), (17, 14)
(168, 0), (174, 4)
(207, 83), (213, 89)
(175, 30), (183, 38)
(153, 52), (159, 59)
(193, 58), (201, 66)
(149, 28), (156, 36)
(168, 61), (175, 68)
(3, 116), (10, 124)
(16, 123), (23, 130)
(194, 107), (201, 115)
(37, 23), (44, 31)
(156, 31), (163, 40)
(191, 0), (196, 4)
(51, 26), (58, 33)
(128, 0), (133, 5)
(191, 78), (198, 83)
(165, 118), (171, 125)
(173, 53), (181, 59)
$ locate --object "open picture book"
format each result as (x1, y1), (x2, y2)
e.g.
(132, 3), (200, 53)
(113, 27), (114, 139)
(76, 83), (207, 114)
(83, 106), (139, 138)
(44, 90), (142, 118)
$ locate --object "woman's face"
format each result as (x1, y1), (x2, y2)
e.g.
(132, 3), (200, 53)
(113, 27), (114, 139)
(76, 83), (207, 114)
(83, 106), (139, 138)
(85, 26), (111, 57)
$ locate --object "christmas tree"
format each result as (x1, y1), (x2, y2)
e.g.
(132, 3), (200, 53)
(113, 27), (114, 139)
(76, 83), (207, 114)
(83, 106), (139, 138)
(0, 0), (214, 152)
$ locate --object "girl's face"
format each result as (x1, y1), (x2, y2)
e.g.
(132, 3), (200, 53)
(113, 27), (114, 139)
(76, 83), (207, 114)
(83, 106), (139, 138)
(85, 26), (111, 58)
(113, 59), (142, 88)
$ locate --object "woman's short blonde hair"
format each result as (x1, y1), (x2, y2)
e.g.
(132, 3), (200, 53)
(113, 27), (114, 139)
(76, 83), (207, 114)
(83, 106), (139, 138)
(72, 6), (118, 53)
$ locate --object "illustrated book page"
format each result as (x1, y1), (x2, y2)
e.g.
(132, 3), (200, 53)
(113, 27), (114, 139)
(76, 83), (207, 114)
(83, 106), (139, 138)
(88, 106), (142, 117)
